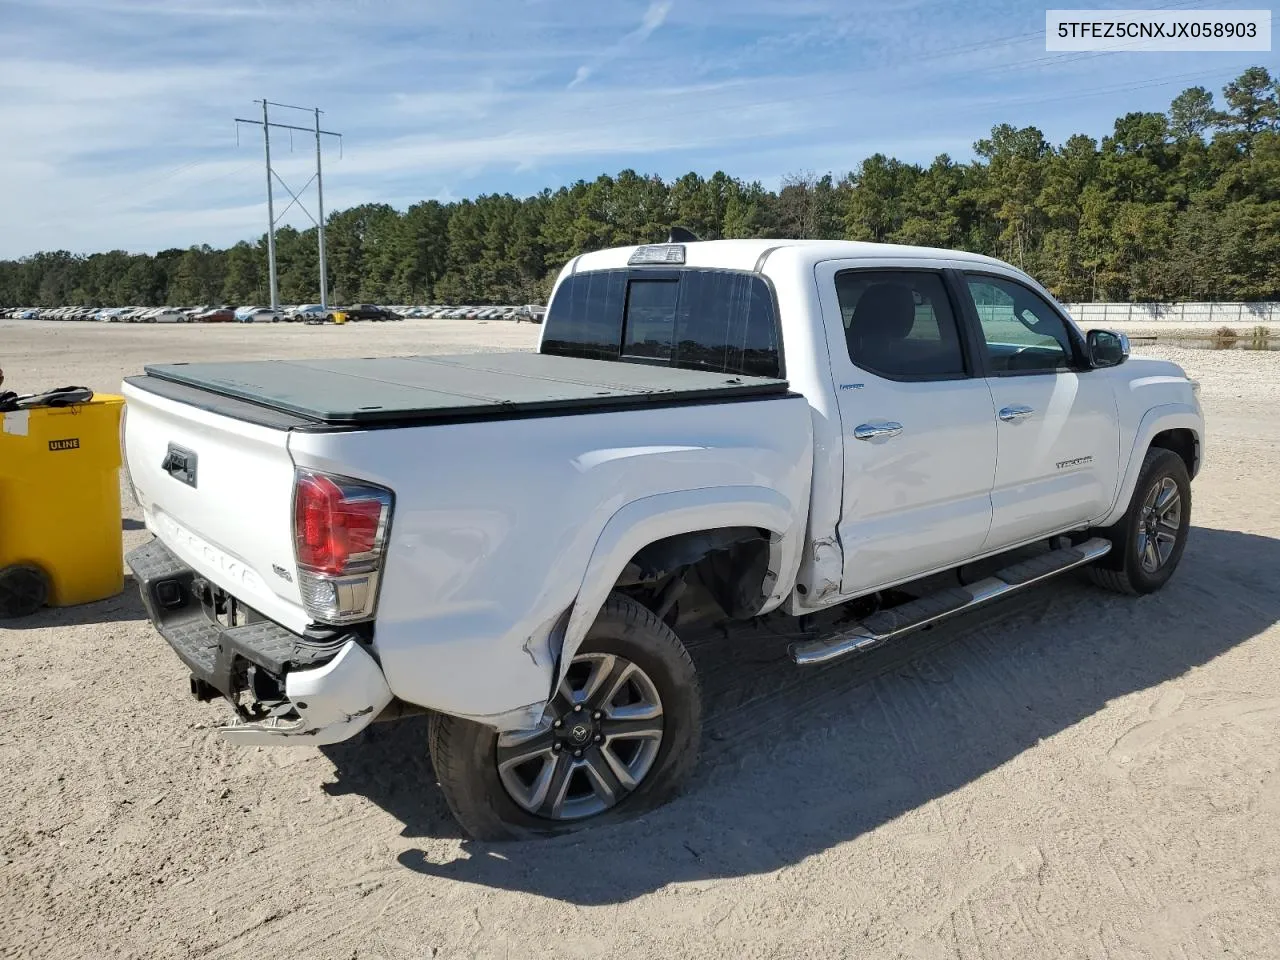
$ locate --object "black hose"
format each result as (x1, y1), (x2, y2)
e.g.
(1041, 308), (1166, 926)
(0, 386), (93, 413)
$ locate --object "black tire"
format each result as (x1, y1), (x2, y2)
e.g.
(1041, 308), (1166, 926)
(429, 593), (701, 840)
(1088, 447), (1191, 595)
(0, 564), (50, 619)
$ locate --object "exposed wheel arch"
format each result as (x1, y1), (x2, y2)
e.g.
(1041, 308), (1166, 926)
(1150, 427), (1199, 480)
(553, 486), (805, 705)
(614, 526), (773, 621)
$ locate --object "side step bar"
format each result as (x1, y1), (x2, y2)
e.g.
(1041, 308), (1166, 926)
(791, 537), (1112, 665)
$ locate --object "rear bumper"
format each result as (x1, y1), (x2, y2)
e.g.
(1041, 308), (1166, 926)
(126, 538), (391, 745)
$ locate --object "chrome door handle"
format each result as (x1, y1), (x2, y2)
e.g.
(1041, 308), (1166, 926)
(854, 421), (903, 441)
(998, 405), (1034, 423)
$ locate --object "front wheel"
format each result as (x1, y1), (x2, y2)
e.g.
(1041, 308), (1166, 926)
(429, 594), (701, 840)
(1088, 447), (1191, 595)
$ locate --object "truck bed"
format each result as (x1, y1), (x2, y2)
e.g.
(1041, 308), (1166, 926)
(130, 352), (789, 429)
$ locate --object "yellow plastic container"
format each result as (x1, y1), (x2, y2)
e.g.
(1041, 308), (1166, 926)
(333, 311), (348, 324)
(0, 395), (124, 615)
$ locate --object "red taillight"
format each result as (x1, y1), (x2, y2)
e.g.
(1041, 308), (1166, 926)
(293, 470), (392, 576)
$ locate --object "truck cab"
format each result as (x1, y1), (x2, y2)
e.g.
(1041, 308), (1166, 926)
(549, 239), (1200, 611)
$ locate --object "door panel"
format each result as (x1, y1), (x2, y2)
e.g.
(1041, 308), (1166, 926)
(838, 378), (998, 593)
(961, 273), (1120, 551)
(816, 262), (997, 596)
(984, 373), (1118, 548)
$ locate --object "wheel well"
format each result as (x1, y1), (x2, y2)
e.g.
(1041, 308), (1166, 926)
(1150, 428), (1198, 478)
(613, 527), (772, 621)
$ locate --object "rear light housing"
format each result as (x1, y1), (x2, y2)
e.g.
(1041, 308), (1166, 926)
(292, 468), (394, 624)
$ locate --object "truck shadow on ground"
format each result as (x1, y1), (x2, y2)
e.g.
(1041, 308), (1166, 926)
(322, 525), (1280, 905)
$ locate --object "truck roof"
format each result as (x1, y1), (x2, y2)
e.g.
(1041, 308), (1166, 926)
(568, 238), (1016, 275)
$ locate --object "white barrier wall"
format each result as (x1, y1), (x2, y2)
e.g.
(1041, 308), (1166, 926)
(1060, 302), (1280, 326)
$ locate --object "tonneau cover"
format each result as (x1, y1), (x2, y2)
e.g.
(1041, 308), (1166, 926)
(138, 352), (789, 426)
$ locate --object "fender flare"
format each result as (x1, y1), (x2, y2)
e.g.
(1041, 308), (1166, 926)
(555, 485), (804, 690)
(1098, 402), (1203, 528)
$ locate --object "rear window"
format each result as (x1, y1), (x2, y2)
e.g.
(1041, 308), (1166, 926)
(542, 268), (782, 379)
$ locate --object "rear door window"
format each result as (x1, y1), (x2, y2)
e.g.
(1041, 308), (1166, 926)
(834, 270), (968, 380)
(543, 268), (781, 378)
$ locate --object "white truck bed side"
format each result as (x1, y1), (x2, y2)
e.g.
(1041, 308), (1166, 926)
(288, 393), (813, 725)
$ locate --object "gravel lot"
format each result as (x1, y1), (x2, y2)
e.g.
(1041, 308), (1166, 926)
(2, 318), (1278, 960)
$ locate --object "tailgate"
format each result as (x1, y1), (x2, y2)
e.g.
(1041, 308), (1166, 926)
(122, 380), (308, 633)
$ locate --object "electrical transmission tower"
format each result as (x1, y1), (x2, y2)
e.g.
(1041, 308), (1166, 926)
(236, 101), (342, 310)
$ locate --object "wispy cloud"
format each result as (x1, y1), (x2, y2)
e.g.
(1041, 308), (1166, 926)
(568, 0), (674, 88)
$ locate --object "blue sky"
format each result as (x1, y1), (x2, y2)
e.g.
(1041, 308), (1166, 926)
(0, 0), (1271, 258)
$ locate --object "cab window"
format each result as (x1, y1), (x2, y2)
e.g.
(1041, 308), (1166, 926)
(964, 274), (1077, 374)
(834, 270), (967, 380)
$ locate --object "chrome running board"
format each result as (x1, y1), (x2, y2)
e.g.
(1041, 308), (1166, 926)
(790, 537), (1112, 665)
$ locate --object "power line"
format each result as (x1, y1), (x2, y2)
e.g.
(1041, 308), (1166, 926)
(235, 100), (342, 310)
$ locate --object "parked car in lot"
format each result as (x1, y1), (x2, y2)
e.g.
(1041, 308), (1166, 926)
(148, 309), (187, 323)
(290, 304), (334, 323)
(235, 306), (285, 323)
(192, 308), (236, 323)
(122, 237), (1204, 840)
(338, 304), (401, 322)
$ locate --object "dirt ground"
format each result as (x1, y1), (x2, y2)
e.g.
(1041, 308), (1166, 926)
(2, 318), (1278, 960)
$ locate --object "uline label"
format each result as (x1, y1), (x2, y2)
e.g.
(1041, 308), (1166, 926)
(48, 438), (80, 451)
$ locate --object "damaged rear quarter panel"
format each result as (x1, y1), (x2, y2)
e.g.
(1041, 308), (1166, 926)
(287, 393), (813, 724)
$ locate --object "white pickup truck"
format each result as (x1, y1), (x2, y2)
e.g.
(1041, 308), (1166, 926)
(122, 238), (1203, 839)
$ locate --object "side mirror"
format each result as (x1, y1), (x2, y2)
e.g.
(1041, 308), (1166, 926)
(1087, 329), (1129, 368)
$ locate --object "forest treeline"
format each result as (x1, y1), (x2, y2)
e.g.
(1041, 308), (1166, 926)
(2, 67), (1278, 308)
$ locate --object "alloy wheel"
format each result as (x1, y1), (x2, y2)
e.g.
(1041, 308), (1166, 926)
(1136, 476), (1181, 573)
(495, 652), (665, 821)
